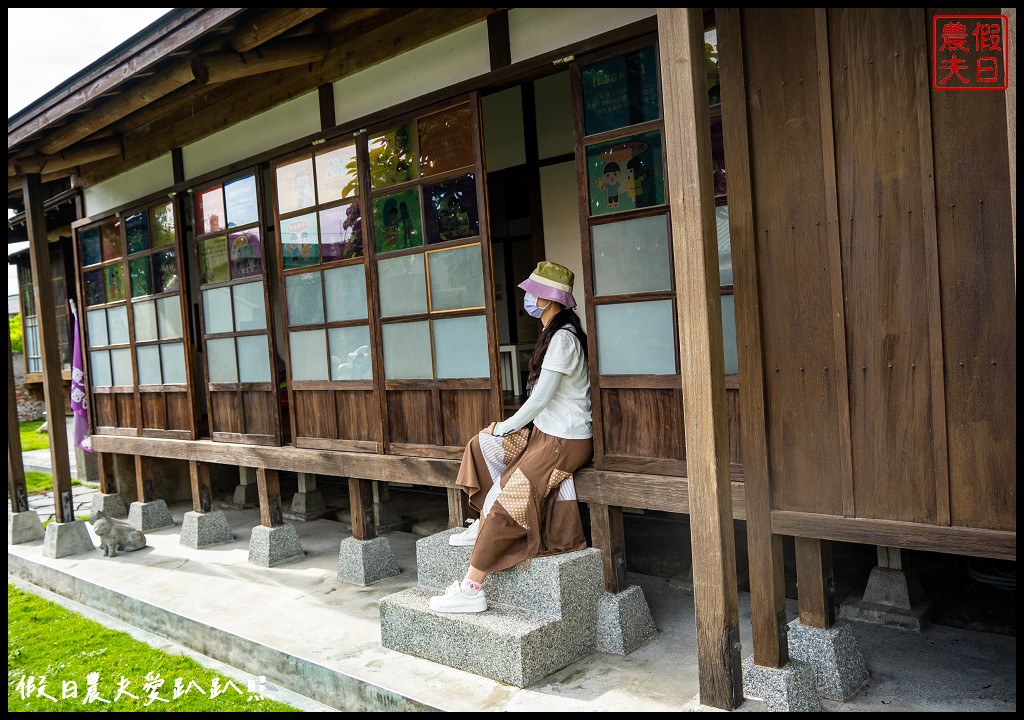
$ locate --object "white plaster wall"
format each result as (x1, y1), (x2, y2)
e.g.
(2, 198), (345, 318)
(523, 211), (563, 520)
(482, 87), (526, 173)
(182, 93), (321, 179)
(539, 160), (585, 330)
(83, 155), (174, 217)
(534, 70), (573, 160)
(332, 22), (490, 128)
(508, 8), (657, 65)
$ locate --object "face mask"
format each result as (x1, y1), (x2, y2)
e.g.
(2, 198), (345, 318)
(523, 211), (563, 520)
(523, 292), (544, 319)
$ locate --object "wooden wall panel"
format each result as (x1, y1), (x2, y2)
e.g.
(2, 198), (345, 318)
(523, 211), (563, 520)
(743, 8), (844, 516)
(116, 393), (137, 430)
(600, 388), (685, 462)
(335, 390), (378, 442)
(387, 390), (434, 445)
(166, 393), (191, 431)
(725, 387), (742, 465)
(293, 390), (337, 440)
(440, 389), (491, 448)
(242, 391), (275, 437)
(141, 394), (167, 430)
(929, 10), (1016, 531)
(94, 394), (118, 428)
(210, 391), (242, 434)
(829, 8), (937, 523)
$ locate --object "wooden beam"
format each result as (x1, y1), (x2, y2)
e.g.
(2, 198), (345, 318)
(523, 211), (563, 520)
(487, 10), (512, 70)
(228, 8), (328, 53)
(589, 503), (627, 593)
(8, 137), (122, 177)
(658, 8), (741, 711)
(717, 7), (788, 670)
(1006, 8), (1016, 282)
(23, 172), (75, 523)
(193, 35), (330, 85)
(7, 331), (29, 513)
(794, 537), (835, 629)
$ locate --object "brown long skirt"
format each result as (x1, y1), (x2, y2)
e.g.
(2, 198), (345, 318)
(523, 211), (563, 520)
(455, 426), (594, 574)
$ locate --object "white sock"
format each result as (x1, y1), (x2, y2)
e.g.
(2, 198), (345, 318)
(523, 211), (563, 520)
(460, 579), (482, 596)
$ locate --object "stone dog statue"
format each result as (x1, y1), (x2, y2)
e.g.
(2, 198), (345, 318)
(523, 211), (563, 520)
(90, 511), (147, 557)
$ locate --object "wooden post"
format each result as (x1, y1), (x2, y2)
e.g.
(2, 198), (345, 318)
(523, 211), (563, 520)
(95, 452), (114, 495)
(658, 8), (742, 710)
(256, 467), (285, 528)
(1005, 8), (1016, 282)
(589, 503), (627, 594)
(349, 477), (376, 540)
(794, 537), (835, 629)
(189, 460), (213, 514)
(134, 455), (154, 503)
(717, 8), (789, 669)
(23, 172), (75, 523)
(447, 486), (472, 530)
(7, 332), (29, 513)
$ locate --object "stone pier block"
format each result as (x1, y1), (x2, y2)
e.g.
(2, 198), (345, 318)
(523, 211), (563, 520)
(787, 619), (868, 701)
(128, 500), (175, 532)
(9, 511), (45, 545)
(337, 536), (401, 586)
(248, 524), (304, 567)
(596, 584), (658, 655)
(179, 510), (235, 549)
(90, 493), (128, 519)
(41, 520), (95, 558)
(741, 657), (822, 712)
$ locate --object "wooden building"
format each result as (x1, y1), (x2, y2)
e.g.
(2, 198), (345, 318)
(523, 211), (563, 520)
(7, 8), (1015, 710)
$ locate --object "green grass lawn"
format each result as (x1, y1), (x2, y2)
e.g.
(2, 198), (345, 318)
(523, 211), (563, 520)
(19, 419), (50, 452)
(8, 584), (299, 712)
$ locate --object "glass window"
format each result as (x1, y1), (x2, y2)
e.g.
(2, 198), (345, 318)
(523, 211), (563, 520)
(156, 297), (183, 339)
(289, 330), (329, 381)
(133, 300), (158, 342)
(84, 269), (105, 307)
(224, 174), (259, 228)
(87, 310), (108, 348)
(137, 345), (162, 385)
(237, 335), (272, 383)
(80, 227), (102, 266)
(106, 306), (130, 345)
(280, 211), (320, 269)
(319, 203), (363, 261)
(203, 287), (234, 335)
(206, 337), (238, 383)
(433, 316), (488, 379)
(586, 130), (665, 215)
(149, 202), (176, 248)
(591, 214), (672, 296)
(581, 45), (660, 135)
(716, 205), (732, 286)
(128, 256), (153, 297)
(199, 236), (230, 284)
(125, 211), (150, 254)
(373, 189), (422, 253)
(721, 295), (737, 375)
(378, 255), (427, 317)
(229, 229), (263, 280)
(382, 321), (432, 379)
(329, 326), (373, 381)
(595, 300), (677, 375)
(418, 105), (474, 177)
(161, 342), (187, 384)
(427, 244), (484, 312)
(424, 175), (479, 244)
(90, 350), (112, 387)
(110, 348), (134, 386)
(324, 265), (368, 322)
(315, 145), (359, 202)
(198, 185), (227, 235)
(232, 280), (267, 332)
(285, 272), (325, 325)
(368, 123), (417, 190)
(276, 157), (316, 214)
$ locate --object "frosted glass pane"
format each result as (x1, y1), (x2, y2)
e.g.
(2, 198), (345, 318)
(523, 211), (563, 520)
(289, 330), (329, 380)
(382, 321), (431, 379)
(716, 205), (732, 286)
(378, 255), (427, 317)
(433, 315), (488, 379)
(206, 337), (238, 383)
(237, 335), (271, 383)
(86, 309), (107, 348)
(285, 272), (324, 325)
(232, 280), (267, 331)
(427, 244), (484, 311)
(596, 300), (677, 375)
(157, 297), (183, 339)
(329, 326), (372, 381)
(324, 264), (367, 322)
(106, 306), (129, 345)
(202, 287), (233, 335)
(136, 346), (162, 385)
(110, 348), (134, 386)
(592, 215), (672, 296)
(90, 350), (112, 387)
(133, 300), (158, 342)
(161, 342), (187, 384)
(721, 295), (738, 375)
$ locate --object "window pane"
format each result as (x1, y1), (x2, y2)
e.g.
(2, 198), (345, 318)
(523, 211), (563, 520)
(716, 205), (732, 286)
(90, 350), (112, 387)
(424, 174), (479, 244)
(418, 105), (474, 177)
(136, 345), (162, 385)
(592, 214), (672, 296)
(586, 130), (665, 215)
(157, 297), (183, 339)
(154, 250), (179, 293)
(281, 212), (320, 269)
(206, 337), (238, 383)
(125, 211), (150, 254)
(276, 157), (315, 214)
(149, 202), (176, 248)
(198, 236), (230, 285)
(427, 244), (484, 311)
(315, 145), (358, 202)
(84, 269), (105, 306)
(229, 229), (263, 280)
(86, 309), (108, 348)
(110, 348), (134, 386)
(382, 321), (432, 379)
(133, 300), (158, 342)
(237, 335), (271, 383)
(581, 44), (660, 135)
(373, 189), (423, 253)
(285, 272), (324, 325)
(434, 315), (488, 379)
(288, 329), (329, 381)
(100, 222), (121, 261)
(721, 295), (738, 375)
(80, 227), (102, 266)
(104, 264), (125, 303)
(203, 287), (233, 335)
(161, 342), (187, 384)
(378, 255), (427, 317)
(232, 280), (267, 331)
(198, 186), (226, 235)
(224, 174), (259, 228)
(320, 203), (363, 261)
(324, 264), (367, 322)
(128, 256), (153, 297)
(596, 300), (677, 375)
(368, 123), (418, 191)
(106, 306), (129, 345)
(329, 325), (372, 381)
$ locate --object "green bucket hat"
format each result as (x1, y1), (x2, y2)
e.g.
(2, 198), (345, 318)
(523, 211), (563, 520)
(518, 261), (576, 309)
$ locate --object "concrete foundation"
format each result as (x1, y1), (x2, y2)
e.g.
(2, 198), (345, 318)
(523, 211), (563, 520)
(41, 519), (95, 558)
(596, 584), (658, 655)
(9, 510), (45, 544)
(128, 500), (175, 531)
(840, 565), (937, 631)
(285, 491), (328, 522)
(90, 493), (128, 519)
(741, 657), (822, 712)
(337, 536), (401, 586)
(787, 619), (868, 701)
(179, 510), (235, 549)
(248, 524), (304, 567)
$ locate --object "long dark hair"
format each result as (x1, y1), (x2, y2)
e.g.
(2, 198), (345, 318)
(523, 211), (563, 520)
(526, 307), (588, 387)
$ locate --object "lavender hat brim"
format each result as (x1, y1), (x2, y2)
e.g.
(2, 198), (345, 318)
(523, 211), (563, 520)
(518, 277), (576, 309)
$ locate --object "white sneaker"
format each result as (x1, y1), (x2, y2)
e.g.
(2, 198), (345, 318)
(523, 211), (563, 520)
(448, 518), (481, 547)
(428, 580), (487, 613)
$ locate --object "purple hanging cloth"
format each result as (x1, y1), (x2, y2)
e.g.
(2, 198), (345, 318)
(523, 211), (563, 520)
(69, 299), (95, 454)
